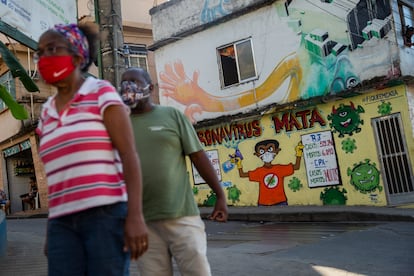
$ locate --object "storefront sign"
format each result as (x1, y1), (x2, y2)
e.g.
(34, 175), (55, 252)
(2, 140), (31, 157)
(301, 131), (340, 187)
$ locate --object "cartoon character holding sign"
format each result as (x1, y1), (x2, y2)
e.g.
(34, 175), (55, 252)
(232, 139), (303, 206)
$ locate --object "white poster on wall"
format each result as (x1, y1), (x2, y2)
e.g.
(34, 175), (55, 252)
(192, 150), (222, 184)
(0, 0), (77, 42)
(301, 130), (340, 188)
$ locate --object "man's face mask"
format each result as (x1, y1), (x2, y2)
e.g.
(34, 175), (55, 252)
(120, 81), (151, 108)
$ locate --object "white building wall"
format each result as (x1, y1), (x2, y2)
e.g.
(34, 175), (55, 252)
(155, 4), (301, 121)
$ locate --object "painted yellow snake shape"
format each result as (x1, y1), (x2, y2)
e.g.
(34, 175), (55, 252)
(159, 52), (302, 121)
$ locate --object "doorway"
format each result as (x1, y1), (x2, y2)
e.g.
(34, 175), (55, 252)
(372, 113), (414, 205)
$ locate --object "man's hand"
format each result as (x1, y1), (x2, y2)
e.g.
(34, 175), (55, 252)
(208, 198), (228, 222)
(123, 215), (149, 260)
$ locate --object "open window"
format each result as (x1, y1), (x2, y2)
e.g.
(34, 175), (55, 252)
(217, 38), (257, 88)
(398, 0), (414, 47)
(124, 44), (149, 71)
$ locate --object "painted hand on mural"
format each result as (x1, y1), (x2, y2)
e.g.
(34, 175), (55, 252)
(295, 142), (304, 157)
(158, 61), (206, 123)
(230, 156), (243, 169)
(158, 53), (302, 122)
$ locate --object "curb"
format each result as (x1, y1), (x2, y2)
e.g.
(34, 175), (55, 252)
(223, 211), (414, 222)
(5, 206), (414, 222)
(199, 206), (414, 222)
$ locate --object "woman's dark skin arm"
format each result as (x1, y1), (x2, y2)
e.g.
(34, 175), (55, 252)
(104, 104), (149, 260)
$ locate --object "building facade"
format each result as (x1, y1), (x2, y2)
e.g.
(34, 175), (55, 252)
(149, 0), (414, 207)
(0, 0), (165, 214)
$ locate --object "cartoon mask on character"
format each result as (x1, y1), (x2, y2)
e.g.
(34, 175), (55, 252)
(260, 152), (276, 163)
(120, 81), (150, 108)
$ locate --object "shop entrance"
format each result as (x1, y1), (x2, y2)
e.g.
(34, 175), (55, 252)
(372, 113), (414, 205)
(5, 148), (36, 214)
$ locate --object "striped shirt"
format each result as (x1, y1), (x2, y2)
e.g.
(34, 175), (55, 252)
(36, 77), (128, 219)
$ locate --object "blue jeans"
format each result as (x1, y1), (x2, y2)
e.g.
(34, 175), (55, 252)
(47, 202), (130, 276)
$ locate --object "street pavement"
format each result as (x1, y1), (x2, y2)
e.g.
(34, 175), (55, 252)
(1, 204), (414, 275)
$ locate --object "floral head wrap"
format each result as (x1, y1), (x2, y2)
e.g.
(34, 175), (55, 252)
(53, 24), (90, 69)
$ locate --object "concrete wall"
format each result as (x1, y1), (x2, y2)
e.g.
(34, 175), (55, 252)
(150, 0), (265, 42)
(151, 1), (407, 124)
(391, 0), (414, 76)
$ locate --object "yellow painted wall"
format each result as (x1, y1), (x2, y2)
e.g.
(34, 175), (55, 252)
(190, 84), (414, 207)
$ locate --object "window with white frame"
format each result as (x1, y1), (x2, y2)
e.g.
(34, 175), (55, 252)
(0, 71), (16, 111)
(217, 38), (257, 88)
(124, 44), (148, 71)
(398, 0), (414, 47)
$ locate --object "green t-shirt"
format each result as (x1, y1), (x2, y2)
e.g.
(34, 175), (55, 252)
(130, 105), (202, 221)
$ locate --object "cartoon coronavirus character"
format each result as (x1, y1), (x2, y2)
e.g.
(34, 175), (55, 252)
(347, 159), (382, 193)
(288, 177), (303, 192)
(203, 190), (217, 207)
(377, 101), (392, 116)
(193, 186), (199, 195)
(341, 138), (357, 153)
(320, 186), (348, 205)
(226, 185), (241, 204)
(327, 102), (364, 137)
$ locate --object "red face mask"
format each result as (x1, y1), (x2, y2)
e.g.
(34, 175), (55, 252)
(38, 56), (75, 83)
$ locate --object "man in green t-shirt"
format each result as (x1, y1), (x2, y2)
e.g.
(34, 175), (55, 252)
(120, 67), (228, 276)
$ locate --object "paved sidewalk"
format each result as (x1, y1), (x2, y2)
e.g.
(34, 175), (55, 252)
(5, 204), (414, 222)
(1, 204), (414, 276)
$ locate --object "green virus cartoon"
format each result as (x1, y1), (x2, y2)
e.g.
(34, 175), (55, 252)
(341, 138), (357, 153)
(203, 190), (217, 207)
(377, 101), (392, 116)
(226, 185), (241, 204)
(327, 102), (364, 137)
(193, 186), (199, 195)
(320, 186), (348, 205)
(347, 159), (382, 193)
(288, 177), (303, 192)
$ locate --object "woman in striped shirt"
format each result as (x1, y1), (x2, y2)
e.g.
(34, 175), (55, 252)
(35, 22), (148, 275)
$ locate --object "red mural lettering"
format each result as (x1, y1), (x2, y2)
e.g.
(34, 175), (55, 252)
(295, 110), (311, 129)
(288, 114), (301, 131)
(252, 120), (261, 137)
(310, 109), (326, 127)
(273, 113), (289, 133)
(197, 119), (262, 146)
(272, 108), (327, 133)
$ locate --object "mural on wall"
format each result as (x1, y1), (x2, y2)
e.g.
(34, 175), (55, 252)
(201, 0), (231, 24)
(327, 102), (365, 138)
(158, 0), (396, 122)
(347, 159), (382, 194)
(159, 53), (302, 122)
(320, 186), (348, 205)
(230, 139), (304, 206)
(289, 0), (395, 98)
(377, 101), (392, 116)
(189, 85), (413, 207)
(301, 131), (340, 188)
(192, 150), (222, 184)
(341, 138), (357, 154)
